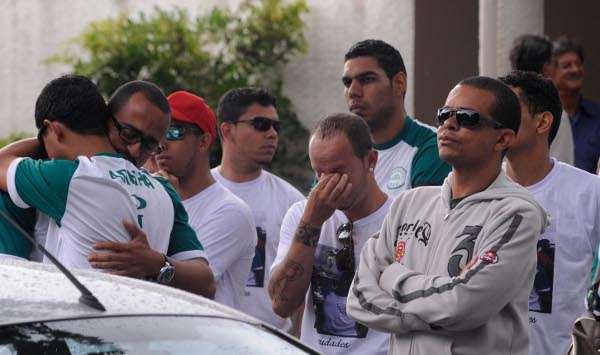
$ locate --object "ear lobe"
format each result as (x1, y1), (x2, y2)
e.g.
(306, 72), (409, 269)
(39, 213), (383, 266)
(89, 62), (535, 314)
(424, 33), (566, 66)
(536, 112), (554, 136)
(219, 122), (232, 141)
(198, 132), (213, 152)
(392, 71), (407, 97)
(47, 121), (66, 143)
(495, 129), (515, 152)
(366, 149), (378, 171)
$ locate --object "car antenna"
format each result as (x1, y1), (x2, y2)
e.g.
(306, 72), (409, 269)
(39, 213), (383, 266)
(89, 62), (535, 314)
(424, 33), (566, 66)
(0, 209), (106, 312)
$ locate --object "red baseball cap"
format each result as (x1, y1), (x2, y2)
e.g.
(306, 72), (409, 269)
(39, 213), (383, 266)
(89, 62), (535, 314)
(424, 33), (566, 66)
(167, 91), (217, 144)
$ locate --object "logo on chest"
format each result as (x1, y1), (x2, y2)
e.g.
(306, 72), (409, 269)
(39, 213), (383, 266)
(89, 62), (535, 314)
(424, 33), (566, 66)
(396, 220), (432, 247)
(387, 167), (407, 190)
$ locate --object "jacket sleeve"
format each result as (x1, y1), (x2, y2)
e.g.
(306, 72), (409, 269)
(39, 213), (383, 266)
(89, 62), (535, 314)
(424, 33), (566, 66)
(378, 201), (542, 332)
(346, 207), (432, 334)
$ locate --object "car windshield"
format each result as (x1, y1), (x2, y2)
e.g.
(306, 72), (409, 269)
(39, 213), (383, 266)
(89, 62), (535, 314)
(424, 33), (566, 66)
(0, 315), (313, 355)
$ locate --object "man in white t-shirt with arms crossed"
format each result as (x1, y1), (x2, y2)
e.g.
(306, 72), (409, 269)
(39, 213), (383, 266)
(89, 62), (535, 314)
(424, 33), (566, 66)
(153, 90), (256, 309)
(212, 87), (304, 329)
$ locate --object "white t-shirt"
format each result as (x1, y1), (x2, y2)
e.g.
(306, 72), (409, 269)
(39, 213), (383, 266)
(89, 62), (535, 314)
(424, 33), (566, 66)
(212, 167), (305, 329)
(374, 117), (450, 199)
(182, 182), (257, 309)
(272, 198), (393, 355)
(7, 154), (201, 269)
(526, 158), (600, 355)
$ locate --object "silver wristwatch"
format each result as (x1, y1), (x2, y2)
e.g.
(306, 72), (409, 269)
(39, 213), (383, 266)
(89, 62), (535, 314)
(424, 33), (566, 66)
(156, 254), (175, 285)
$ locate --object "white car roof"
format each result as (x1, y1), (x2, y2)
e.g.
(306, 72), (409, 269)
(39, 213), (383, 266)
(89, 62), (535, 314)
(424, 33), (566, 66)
(0, 257), (259, 326)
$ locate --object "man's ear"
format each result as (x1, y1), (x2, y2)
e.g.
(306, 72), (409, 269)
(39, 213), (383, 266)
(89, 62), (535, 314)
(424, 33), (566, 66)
(365, 149), (378, 173)
(197, 132), (213, 152)
(536, 111), (554, 137)
(219, 122), (233, 143)
(391, 71), (407, 98)
(46, 120), (67, 143)
(494, 128), (516, 153)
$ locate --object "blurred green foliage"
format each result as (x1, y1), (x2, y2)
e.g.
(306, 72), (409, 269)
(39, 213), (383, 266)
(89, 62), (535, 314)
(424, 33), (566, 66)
(0, 132), (32, 148)
(49, 0), (312, 192)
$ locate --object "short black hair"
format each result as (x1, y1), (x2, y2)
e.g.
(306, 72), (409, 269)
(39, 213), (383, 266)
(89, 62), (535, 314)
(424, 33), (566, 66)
(499, 70), (562, 145)
(344, 39), (406, 80)
(35, 74), (109, 136)
(458, 76), (521, 135)
(217, 87), (277, 123)
(312, 113), (372, 159)
(553, 36), (585, 63)
(108, 80), (170, 116)
(509, 34), (553, 73)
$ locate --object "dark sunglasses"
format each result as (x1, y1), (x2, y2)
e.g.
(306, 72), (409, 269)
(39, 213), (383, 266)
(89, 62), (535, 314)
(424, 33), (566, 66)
(236, 116), (282, 134)
(436, 107), (505, 129)
(111, 116), (161, 155)
(335, 222), (355, 274)
(165, 124), (203, 141)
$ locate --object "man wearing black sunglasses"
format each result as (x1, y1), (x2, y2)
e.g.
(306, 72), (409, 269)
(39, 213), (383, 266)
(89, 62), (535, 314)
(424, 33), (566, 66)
(149, 90), (257, 309)
(500, 71), (600, 355)
(269, 113), (392, 354)
(212, 87), (305, 330)
(347, 76), (548, 355)
(342, 40), (451, 197)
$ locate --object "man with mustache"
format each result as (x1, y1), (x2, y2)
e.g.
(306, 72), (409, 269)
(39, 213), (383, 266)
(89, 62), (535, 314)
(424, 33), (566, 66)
(152, 90), (256, 309)
(342, 39), (450, 198)
(509, 34), (574, 165)
(552, 36), (600, 173)
(347, 76), (547, 355)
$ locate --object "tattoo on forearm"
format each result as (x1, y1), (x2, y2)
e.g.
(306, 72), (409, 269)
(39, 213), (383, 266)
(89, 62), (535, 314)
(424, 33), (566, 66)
(271, 260), (305, 302)
(294, 221), (321, 247)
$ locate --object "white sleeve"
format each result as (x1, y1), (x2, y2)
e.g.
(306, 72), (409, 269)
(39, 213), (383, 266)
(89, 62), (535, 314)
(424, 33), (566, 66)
(6, 157), (27, 208)
(270, 201), (304, 273)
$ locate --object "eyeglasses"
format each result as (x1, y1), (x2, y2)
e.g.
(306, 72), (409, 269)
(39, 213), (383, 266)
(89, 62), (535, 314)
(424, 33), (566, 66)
(235, 116), (282, 134)
(436, 107), (505, 129)
(165, 124), (203, 141)
(111, 116), (161, 154)
(335, 222), (355, 273)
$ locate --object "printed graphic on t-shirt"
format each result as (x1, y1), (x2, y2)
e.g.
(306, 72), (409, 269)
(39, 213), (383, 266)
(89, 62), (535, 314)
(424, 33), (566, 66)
(310, 244), (367, 338)
(529, 238), (555, 313)
(386, 166), (407, 190)
(247, 225), (266, 288)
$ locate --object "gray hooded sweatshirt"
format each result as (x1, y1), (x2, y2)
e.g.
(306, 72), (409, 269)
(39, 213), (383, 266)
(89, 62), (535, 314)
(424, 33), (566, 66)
(347, 171), (547, 355)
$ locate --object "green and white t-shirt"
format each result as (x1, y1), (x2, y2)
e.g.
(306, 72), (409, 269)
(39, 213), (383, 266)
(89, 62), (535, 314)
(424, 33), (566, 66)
(0, 191), (35, 259)
(7, 153), (203, 269)
(374, 116), (451, 198)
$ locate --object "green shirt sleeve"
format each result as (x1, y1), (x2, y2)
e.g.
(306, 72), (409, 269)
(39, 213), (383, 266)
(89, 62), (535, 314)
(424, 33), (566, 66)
(410, 140), (452, 187)
(10, 158), (78, 226)
(0, 191), (36, 258)
(154, 177), (204, 256)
